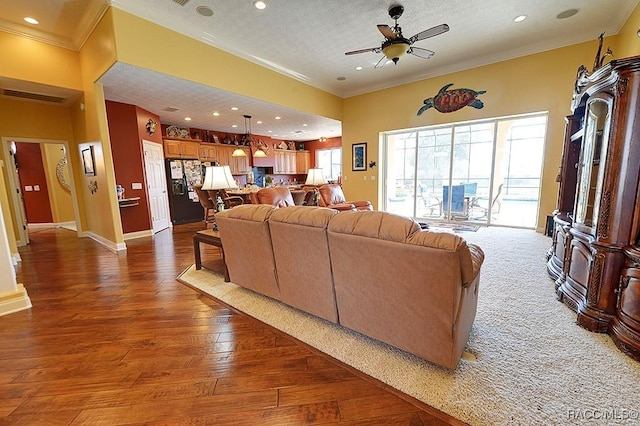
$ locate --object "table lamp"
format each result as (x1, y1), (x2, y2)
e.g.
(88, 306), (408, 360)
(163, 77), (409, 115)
(305, 168), (327, 186)
(305, 168), (327, 206)
(201, 165), (238, 229)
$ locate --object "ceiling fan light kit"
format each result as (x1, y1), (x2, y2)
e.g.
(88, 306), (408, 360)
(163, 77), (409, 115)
(345, 3), (449, 68)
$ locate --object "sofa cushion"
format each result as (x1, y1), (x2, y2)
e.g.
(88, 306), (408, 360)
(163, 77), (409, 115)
(217, 203), (276, 221)
(269, 206), (339, 322)
(215, 204), (280, 299)
(327, 210), (420, 242)
(270, 205), (337, 227)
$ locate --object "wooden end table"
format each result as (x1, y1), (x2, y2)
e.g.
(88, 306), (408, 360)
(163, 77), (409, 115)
(193, 229), (230, 282)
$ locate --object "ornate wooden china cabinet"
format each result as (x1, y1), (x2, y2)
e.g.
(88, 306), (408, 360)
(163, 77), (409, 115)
(547, 54), (640, 361)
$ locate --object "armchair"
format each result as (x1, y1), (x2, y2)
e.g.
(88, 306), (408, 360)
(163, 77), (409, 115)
(193, 185), (216, 223)
(218, 189), (244, 209)
(318, 184), (373, 211)
(248, 187), (296, 207)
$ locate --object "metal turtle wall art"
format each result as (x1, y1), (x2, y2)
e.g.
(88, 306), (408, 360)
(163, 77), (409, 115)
(417, 83), (487, 115)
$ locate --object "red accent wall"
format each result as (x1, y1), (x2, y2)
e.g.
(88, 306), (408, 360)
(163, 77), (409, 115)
(16, 142), (53, 223)
(302, 137), (342, 168)
(106, 101), (162, 234)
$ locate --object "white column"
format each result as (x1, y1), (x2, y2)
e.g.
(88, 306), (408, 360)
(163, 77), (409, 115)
(0, 206), (31, 316)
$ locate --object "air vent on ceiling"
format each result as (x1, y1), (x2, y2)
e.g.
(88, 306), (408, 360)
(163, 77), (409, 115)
(2, 89), (66, 104)
(172, 0), (190, 5)
(163, 107), (180, 112)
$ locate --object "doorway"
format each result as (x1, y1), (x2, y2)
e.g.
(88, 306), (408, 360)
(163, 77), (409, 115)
(2, 137), (81, 246)
(143, 140), (171, 234)
(382, 113), (547, 228)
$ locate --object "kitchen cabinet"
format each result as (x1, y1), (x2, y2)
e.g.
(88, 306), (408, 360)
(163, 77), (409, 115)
(163, 138), (200, 159)
(296, 150), (310, 174)
(216, 145), (250, 174)
(198, 143), (217, 162)
(274, 150), (297, 174)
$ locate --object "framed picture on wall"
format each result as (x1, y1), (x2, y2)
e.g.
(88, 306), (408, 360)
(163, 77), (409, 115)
(82, 146), (96, 176)
(352, 142), (367, 171)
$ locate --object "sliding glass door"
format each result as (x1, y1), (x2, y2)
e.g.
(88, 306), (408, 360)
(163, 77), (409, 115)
(383, 113), (547, 228)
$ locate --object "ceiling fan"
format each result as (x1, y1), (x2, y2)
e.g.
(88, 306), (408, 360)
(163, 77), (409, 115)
(345, 4), (449, 68)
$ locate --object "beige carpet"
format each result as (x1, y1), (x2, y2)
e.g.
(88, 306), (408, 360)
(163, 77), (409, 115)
(178, 226), (640, 425)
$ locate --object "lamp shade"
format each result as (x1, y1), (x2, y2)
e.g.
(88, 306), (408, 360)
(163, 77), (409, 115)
(305, 168), (328, 186)
(382, 41), (409, 64)
(201, 165), (238, 190)
(253, 148), (267, 158)
(232, 147), (246, 157)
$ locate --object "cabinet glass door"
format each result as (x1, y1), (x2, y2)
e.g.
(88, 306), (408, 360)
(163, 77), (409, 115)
(574, 98), (611, 231)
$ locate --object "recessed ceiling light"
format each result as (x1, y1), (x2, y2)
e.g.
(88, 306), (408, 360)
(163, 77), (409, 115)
(231, 124), (238, 128)
(514, 15), (527, 23)
(196, 6), (213, 17)
(268, 130), (273, 133)
(231, 107), (238, 111)
(212, 112), (220, 116)
(184, 117), (192, 121)
(254, 1), (266, 10)
(355, 66), (363, 71)
(256, 120), (263, 124)
(275, 116), (281, 120)
(302, 123), (308, 127)
(556, 9), (579, 19)
(24, 17), (38, 25)
(337, 76), (346, 81)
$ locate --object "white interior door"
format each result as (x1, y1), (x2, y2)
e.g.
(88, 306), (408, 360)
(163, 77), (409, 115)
(143, 141), (171, 233)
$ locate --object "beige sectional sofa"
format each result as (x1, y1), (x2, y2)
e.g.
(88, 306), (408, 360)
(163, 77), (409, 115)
(215, 204), (484, 369)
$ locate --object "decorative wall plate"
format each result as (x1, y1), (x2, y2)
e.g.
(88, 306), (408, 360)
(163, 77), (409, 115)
(166, 125), (190, 138)
(278, 141), (288, 149)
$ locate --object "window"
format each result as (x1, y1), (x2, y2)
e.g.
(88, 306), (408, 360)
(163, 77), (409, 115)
(383, 113), (547, 228)
(316, 147), (342, 182)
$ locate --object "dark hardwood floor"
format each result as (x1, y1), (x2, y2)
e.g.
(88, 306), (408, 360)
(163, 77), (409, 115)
(2, 222), (465, 425)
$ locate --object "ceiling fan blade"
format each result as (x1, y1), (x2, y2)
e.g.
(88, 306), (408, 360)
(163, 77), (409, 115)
(374, 55), (388, 68)
(377, 24), (396, 39)
(409, 23), (450, 44)
(345, 47), (380, 56)
(409, 46), (435, 59)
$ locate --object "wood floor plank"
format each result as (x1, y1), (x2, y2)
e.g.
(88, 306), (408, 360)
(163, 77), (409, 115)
(1, 224), (464, 425)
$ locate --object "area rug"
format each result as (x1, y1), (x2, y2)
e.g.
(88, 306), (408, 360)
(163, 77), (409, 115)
(178, 227), (640, 425)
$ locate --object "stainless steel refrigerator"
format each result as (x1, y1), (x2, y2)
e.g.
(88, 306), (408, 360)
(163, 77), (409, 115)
(165, 159), (203, 224)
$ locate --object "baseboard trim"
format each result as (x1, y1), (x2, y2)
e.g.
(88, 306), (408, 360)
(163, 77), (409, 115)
(86, 232), (127, 252)
(0, 284), (32, 317)
(124, 229), (153, 240)
(27, 222), (56, 230)
(11, 253), (21, 265)
(27, 222), (77, 231)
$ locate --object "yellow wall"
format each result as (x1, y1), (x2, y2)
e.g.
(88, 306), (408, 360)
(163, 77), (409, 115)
(0, 99), (76, 241)
(110, 9), (343, 121)
(0, 32), (82, 90)
(73, 8), (121, 244)
(41, 144), (75, 223)
(613, 6), (640, 58)
(0, 165), (17, 255)
(342, 38), (617, 230)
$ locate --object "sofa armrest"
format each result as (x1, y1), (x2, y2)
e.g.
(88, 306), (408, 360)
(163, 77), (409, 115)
(461, 243), (485, 287)
(330, 203), (356, 211)
(351, 200), (373, 211)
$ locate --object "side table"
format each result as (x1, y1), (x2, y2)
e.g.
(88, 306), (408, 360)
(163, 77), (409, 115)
(193, 229), (230, 282)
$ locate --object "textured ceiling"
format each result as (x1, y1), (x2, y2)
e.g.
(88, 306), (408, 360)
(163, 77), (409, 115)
(1, 0), (638, 141)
